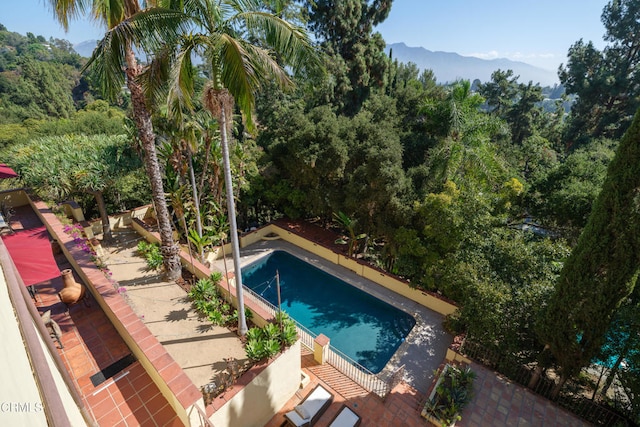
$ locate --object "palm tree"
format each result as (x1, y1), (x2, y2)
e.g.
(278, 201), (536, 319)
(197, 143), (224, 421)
(424, 80), (508, 189)
(47, 0), (186, 280)
(158, 0), (318, 334)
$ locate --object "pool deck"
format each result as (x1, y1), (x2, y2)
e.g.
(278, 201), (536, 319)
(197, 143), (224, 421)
(211, 239), (453, 394)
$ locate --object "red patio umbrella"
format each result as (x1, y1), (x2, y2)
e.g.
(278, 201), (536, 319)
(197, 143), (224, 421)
(0, 164), (18, 179)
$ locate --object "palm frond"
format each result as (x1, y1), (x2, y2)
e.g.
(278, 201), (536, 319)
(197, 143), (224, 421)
(238, 10), (321, 74)
(83, 28), (127, 100)
(166, 34), (200, 119)
(49, 0), (95, 29)
(140, 45), (172, 108)
(126, 8), (192, 53)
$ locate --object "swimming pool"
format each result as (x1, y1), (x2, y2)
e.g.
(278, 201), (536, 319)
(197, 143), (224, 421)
(241, 250), (416, 373)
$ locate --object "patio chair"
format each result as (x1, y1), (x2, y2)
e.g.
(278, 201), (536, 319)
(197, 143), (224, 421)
(327, 404), (361, 427)
(284, 384), (333, 426)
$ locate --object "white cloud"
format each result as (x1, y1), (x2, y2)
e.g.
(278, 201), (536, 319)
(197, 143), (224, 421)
(467, 50), (500, 60)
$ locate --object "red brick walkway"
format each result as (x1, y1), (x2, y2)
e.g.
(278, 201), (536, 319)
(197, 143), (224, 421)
(34, 254), (183, 426)
(8, 202), (184, 426)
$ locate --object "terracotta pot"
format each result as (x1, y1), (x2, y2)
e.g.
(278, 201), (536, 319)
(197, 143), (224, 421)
(58, 269), (85, 306)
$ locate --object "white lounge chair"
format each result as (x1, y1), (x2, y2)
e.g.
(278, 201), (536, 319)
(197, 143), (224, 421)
(328, 404), (361, 427)
(284, 384), (333, 426)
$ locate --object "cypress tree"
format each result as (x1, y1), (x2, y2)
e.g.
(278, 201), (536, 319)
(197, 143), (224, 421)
(536, 108), (640, 397)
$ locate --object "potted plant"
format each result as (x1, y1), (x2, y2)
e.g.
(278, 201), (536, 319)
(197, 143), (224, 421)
(421, 364), (476, 426)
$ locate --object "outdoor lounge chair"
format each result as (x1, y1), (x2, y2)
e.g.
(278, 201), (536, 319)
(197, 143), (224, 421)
(284, 384), (333, 426)
(327, 404), (361, 427)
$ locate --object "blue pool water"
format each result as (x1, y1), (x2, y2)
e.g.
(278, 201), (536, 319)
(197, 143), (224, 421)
(241, 250), (416, 373)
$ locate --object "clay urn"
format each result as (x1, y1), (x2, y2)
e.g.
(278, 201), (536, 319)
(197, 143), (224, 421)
(58, 269), (85, 306)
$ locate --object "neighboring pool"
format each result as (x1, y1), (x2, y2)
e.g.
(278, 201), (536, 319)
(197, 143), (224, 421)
(241, 250), (416, 373)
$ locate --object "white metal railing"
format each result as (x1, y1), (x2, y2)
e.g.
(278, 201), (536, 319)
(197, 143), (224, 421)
(242, 285), (391, 397)
(326, 345), (390, 398)
(243, 285), (277, 317)
(293, 321), (316, 350)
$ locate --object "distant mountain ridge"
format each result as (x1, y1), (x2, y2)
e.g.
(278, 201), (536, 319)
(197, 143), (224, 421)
(75, 39), (558, 87)
(73, 40), (98, 58)
(386, 42), (558, 87)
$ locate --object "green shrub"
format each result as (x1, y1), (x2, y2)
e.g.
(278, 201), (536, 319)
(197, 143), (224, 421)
(208, 310), (225, 326)
(136, 240), (163, 271)
(244, 311), (299, 362)
(275, 311), (298, 346)
(262, 323), (280, 340)
(245, 338), (266, 361)
(136, 240), (152, 256)
(189, 277), (218, 301)
(423, 365), (476, 425)
(145, 248), (163, 270)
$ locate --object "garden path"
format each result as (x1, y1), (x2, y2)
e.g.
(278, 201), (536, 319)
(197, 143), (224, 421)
(100, 227), (248, 391)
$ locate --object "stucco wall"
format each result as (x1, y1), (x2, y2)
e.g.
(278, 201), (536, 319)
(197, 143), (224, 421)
(0, 188), (30, 208)
(258, 224), (458, 316)
(209, 341), (302, 427)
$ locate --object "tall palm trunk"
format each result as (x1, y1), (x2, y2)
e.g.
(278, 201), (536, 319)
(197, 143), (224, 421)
(187, 151), (204, 260)
(94, 190), (112, 242)
(218, 97), (247, 336)
(125, 47), (181, 280)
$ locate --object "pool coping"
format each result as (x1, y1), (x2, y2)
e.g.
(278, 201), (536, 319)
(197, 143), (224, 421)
(212, 239), (454, 394)
(241, 248), (417, 375)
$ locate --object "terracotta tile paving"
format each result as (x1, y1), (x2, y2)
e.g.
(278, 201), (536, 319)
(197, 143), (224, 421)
(32, 258), (183, 426)
(460, 362), (590, 427)
(265, 350), (425, 427)
(11, 206), (183, 427)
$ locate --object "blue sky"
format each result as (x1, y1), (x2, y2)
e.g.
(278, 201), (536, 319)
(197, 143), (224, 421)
(376, 0), (609, 70)
(5, 0), (609, 70)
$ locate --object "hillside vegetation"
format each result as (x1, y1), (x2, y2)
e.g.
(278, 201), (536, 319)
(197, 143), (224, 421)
(1, 0), (639, 424)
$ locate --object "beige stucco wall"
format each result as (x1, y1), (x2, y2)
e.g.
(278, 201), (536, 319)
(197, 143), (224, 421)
(0, 266), (49, 427)
(445, 348), (471, 364)
(258, 224), (458, 316)
(0, 188), (30, 208)
(208, 341), (302, 427)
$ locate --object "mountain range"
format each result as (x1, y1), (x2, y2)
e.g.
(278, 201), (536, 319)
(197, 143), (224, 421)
(73, 40), (98, 58)
(74, 40), (559, 87)
(386, 42), (559, 87)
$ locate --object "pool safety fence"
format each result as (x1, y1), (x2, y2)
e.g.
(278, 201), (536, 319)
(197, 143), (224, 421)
(326, 345), (390, 398)
(242, 285), (393, 398)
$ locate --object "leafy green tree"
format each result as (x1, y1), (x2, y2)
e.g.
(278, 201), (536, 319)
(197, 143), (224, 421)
(10, 134), (142, 239)
(393, 181), (462, 281)
(560, 0), (640, 144)
(536, 108), (640, 398)
(456, 231), (568, 364)
(341, 94), (408, 236)
(305, 0), (392, 114)
(506, 81), (543, 145)
(258, 104), (349, 219)
(423, 80), (509, 191)
(478, 70), (543, 145)
(390, 63), (445, 169)
(477, 69), (519, 117)
(48, 0), (187, 279)
(530, 138), (617, 239)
